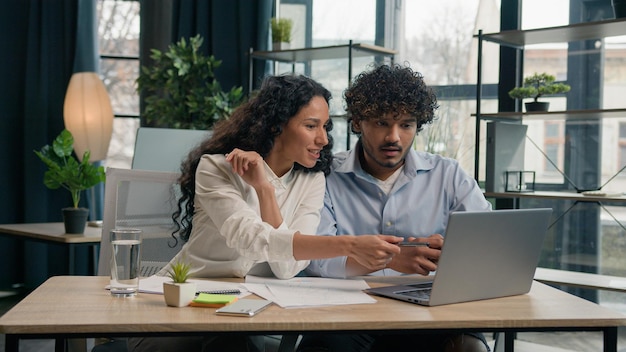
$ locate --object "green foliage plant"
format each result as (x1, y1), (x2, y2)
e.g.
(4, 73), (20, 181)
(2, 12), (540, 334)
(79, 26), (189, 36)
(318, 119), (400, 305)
(136, 34), (244, 130)
(34, 129), (106, 209)
(271, 18), (293, 43)
(166, 257), (192, 283)
(508, 72), (571, 103)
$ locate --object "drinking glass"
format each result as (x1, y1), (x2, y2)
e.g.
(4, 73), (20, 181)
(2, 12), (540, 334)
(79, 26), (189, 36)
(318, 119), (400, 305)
(110, 228), (142, 297)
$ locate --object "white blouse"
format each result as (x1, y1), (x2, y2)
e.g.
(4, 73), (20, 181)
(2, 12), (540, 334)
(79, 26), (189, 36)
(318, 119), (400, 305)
(161, 154), (326, 279)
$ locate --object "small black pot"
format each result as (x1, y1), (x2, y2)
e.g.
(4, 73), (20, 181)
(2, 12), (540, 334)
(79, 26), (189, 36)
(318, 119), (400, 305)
(613, 0), (626, 18)
(525, 101), (550, 112)
(62, 207), (89, 234)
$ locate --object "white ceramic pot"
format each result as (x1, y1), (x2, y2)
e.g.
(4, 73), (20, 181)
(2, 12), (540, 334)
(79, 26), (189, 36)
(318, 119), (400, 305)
(163, 281), (197, 307)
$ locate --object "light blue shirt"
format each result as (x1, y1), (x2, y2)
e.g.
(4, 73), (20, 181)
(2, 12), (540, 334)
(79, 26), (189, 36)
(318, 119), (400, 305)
(306, 144), (492, 278)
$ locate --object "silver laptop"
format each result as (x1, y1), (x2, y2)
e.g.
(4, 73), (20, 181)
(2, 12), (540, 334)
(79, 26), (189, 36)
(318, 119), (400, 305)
(366, 208), (552, 306)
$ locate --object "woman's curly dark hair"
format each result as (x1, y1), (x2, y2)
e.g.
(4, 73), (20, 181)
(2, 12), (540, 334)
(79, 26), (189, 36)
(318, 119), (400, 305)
(172, 74), (333, 243)
(344, 64), (438, 134)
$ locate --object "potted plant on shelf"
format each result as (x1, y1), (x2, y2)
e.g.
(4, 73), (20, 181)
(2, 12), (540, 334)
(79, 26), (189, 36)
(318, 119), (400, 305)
(163, 257), (196, 307)
(34, 129), (106, 234)
(508, 72), (571, 112)
(136, 34), (244, 131)
(271, 17), (293, 51)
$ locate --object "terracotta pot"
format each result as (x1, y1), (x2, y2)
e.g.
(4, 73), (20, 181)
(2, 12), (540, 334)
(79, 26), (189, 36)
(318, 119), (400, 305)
(163, 281), (197, 307)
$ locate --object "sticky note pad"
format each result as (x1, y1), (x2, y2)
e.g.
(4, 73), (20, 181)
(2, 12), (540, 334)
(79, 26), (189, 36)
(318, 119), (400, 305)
(190, 293), (238, 308)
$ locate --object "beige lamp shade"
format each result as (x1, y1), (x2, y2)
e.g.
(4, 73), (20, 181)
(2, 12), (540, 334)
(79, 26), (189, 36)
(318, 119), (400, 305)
(63, 72), (114, 162)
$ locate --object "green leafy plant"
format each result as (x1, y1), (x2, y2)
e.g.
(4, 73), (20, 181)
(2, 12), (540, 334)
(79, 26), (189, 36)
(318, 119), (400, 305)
(508, 72), (571, 103)
(271, 17), (293, 43)
(34, 129), (106, 209)
(136, 34), (244, 130)
(166, 258), (192, 283)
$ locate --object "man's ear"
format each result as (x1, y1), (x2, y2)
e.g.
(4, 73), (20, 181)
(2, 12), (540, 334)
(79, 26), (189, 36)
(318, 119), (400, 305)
(351, 119), (361, 133)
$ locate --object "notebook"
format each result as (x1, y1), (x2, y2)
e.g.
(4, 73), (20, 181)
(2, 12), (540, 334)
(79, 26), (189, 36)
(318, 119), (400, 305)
(365, 208), (552, 306)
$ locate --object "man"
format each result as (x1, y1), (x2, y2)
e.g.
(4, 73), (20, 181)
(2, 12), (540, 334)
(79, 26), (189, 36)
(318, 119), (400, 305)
(300, 64), (492, 352)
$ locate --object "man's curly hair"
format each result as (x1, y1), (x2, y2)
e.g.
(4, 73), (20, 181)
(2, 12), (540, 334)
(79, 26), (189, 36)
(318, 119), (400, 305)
(172, 74), (333, 243)
(344, 64), (438, 134)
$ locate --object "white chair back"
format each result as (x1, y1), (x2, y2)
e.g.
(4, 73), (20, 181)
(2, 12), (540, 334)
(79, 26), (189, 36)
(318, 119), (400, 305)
(97, 167), (183, 276)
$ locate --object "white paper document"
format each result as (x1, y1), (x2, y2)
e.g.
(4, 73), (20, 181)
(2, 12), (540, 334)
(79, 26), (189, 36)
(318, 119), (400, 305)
(244, 275), (376, 308)
(137, 275), (250, 298)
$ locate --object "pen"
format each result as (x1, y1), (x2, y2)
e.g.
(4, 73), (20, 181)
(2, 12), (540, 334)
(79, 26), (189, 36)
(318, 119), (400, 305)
(196, 289), (241, 295)
(398, 241), (429, 247)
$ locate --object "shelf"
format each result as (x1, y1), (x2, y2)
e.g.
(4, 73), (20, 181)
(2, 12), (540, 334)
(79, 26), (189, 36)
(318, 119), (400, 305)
(484, 191), (626, 203)
(249, 43), (397, 63)
(473, 108), (626, 121)
(476, 18), (626, 48)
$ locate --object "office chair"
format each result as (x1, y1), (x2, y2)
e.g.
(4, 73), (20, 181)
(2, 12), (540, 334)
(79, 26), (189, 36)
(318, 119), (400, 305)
(97, 167), (183, 277)
(93, 167), (182, 352)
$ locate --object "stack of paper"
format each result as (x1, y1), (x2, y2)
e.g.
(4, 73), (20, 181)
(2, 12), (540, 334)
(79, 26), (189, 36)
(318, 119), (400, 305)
(244, 275), (376, 308)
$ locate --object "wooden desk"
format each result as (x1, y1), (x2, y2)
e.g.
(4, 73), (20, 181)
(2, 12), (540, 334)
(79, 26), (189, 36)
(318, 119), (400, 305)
(1, 276), (625, 352)
(0, 223), (101, 275)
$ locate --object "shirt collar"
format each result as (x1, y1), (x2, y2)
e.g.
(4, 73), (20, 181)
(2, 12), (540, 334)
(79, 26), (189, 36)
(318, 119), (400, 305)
(263, 162), (293, 190)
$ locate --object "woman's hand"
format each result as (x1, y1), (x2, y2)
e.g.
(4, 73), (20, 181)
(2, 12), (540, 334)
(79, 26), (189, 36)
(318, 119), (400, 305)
(225, 148), (269, 190)
(347, 235), (402, 271)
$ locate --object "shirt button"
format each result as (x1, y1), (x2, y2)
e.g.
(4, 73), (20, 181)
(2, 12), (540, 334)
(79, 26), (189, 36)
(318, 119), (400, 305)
(386, 221), (392, 227)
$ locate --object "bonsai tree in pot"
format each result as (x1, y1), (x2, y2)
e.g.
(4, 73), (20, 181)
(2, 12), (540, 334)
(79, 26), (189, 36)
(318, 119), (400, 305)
(34, 129), (106, 234)
(508, 72), (571, 112)
(136, 34), (243, 131)
(163, 257), (196, 307)
(271, 17), (293, 50)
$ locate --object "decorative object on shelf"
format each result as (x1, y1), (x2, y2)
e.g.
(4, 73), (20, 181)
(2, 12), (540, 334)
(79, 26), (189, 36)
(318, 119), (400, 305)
(270, 17), (293, 51)
(613, 0), (626, 18)
(507, 73), (571, 112)
(163, 257), (196, 307)
(34, 129), (106, 234)
(505, 171), (536, 193)
(136, 35), (244, 130)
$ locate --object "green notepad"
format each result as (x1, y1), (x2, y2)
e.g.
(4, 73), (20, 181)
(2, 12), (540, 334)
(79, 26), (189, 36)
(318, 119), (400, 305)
(190, 293), (238, 308)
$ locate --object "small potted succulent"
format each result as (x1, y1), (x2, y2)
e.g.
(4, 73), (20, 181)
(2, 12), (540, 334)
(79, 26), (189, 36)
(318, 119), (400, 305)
(163, 257), (196, 307)
(508, 72), (571, 112)
(34, 129), (106, 234)
(270, 17), (293, 51)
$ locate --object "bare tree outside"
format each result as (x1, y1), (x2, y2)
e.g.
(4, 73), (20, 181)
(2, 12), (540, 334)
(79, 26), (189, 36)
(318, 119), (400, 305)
(97, 0), (141, 168)
(401, 1), (478, 171)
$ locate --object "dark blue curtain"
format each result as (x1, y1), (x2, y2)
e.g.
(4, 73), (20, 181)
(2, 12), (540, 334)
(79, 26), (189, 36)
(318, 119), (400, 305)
(0, 0), (90, 289)
(170, 0), (273, 93)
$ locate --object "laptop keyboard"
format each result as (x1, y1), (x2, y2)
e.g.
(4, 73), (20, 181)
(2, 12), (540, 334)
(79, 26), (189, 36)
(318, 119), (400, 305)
(140, 265), (162, 277)
(399, 288), (432, 300)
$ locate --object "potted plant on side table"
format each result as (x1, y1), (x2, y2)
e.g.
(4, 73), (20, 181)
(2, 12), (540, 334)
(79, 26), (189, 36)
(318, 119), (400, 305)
(34, 129), (106, 234)
(508, 72), (571, 112)
(163, 258), (197, 307)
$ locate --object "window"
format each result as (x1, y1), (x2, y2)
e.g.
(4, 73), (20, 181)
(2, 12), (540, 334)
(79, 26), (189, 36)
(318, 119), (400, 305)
(97, 0), (141, 169)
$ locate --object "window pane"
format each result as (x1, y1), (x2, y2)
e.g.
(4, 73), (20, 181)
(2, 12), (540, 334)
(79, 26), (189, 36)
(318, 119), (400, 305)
(101, 58), (139, 116)
(98, 0), (140, 57)
(98, 0), (140, 169)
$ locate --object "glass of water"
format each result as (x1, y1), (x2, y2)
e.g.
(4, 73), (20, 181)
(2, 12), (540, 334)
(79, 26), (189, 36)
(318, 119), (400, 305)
(110, 228), (142, 297)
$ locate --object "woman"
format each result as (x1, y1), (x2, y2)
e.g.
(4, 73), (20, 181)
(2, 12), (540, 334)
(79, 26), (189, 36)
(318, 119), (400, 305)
(163, 74), (402, 280)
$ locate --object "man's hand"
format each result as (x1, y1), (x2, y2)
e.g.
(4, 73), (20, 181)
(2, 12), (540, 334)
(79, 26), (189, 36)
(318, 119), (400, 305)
(387, 234), (443, 275)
